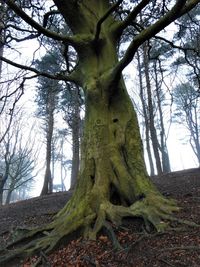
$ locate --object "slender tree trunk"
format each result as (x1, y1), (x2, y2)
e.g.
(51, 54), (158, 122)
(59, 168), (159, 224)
(70, 86), (80, 189)
(0, 0), (6, 78)
(5, 188), (13, 204)
(137, 51), (155, 176)
(0, 149), (10, 205)
(51, 141), (55, 191)
(41, 95), (55, 195)
(187, 107), (200, 165)
(60, 137), (66, 191)
(0, 183), (4, 205)
(143, 43), (162, 174)
(153, 61), (171, 173)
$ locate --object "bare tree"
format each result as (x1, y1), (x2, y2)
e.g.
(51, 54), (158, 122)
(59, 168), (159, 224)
(0, 110), (38, 204)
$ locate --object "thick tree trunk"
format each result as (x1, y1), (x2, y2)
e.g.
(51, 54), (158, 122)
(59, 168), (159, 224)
(35, 79), (178, 251)
(28, 2), (178, 251)
(79, 80), (154, 205)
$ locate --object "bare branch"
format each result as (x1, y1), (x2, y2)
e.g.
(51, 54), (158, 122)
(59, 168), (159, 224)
(94, 0), (123, 42)
(2, 0), (76, 45)
(112, 0), (200, 81)
(43, 10), (60, 28)
(115, 0), (151, 35)
(179, 0), (200, 16)
(154, 35), (196, 52)
(0, 55), (78, 83)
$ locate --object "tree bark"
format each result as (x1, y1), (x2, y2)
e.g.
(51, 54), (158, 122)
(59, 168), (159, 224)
(70, 86), (80, 190)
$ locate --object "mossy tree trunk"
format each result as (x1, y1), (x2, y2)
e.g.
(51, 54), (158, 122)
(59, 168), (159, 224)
(20, 1), (179, 252)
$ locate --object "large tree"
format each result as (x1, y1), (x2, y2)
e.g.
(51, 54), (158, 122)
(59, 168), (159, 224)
(0, 0), (199, 263)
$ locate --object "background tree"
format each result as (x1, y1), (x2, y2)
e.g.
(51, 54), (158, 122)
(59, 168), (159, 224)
(142, 41), (163, 174)
(0, 0), (6, 77)
(173, 82), (200, 165)
(60, 83), (82, 189)
(36, 50), (82, 193)
(0, 111), (37, 205)
(35, 51), (62, 195)
(173, 5), (200, 90)
(0, 0), (199, 263)
(136, 40), (172, 175)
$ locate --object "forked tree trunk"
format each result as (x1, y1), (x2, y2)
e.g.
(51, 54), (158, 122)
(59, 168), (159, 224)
(28, 1), (178, 250)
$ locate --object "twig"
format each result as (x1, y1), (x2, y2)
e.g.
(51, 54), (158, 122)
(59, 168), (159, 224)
(82, 255), (96, 266)
(40, 250), (51, 266)
(158, 258), (177, 267)
(103, 221), (122, 250)
(159, 245), (200, 253)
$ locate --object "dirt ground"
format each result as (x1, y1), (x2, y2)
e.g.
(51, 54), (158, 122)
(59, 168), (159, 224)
(0, 167), (200, 267)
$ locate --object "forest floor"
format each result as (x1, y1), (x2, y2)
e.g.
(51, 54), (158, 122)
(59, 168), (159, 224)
(0, 167), (200, 267)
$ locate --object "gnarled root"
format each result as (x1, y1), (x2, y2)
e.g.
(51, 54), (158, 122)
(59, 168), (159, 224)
(0, 191), (197, 265)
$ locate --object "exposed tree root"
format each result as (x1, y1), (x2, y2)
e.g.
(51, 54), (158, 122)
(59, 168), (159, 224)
(0, 189), (198, 266)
